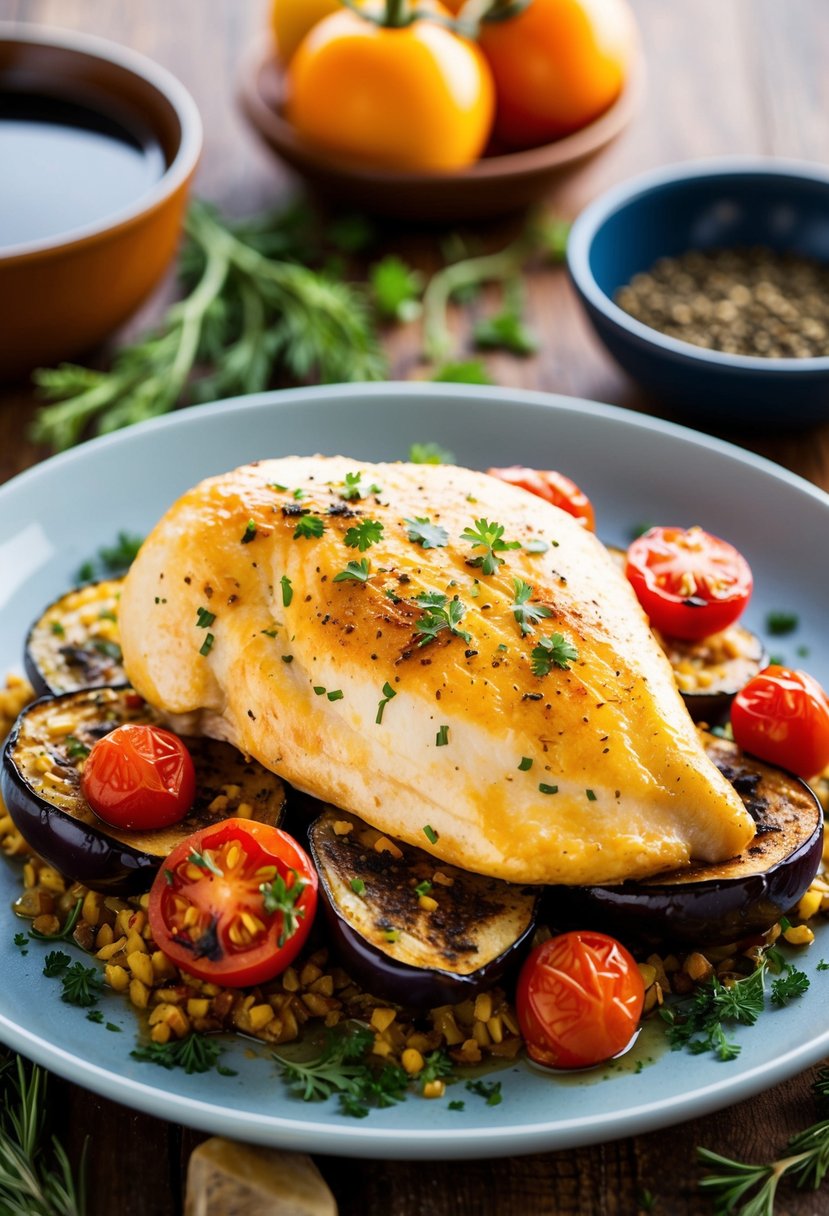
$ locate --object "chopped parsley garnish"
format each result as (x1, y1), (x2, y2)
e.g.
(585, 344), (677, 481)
(77, 531), (144, 581)
(92, 639), (122, 661)
(376, 681), (397, 724)
(60, 962), (103, 1008)
(64, 736), (90, 760)
(448, 1100), (466, 1111)
(199, 632), (215, 657)
(586, 789), (597, 802)
(435, 725), (449, 747)
(259, 871), (308, 947)
(282, 654), (294, 664)
(423, 825), (439, 845)
(370, 255), (423, 322)
(530, 633), (579, 676)
(292, 488), (306, 500)
(86, 1010), (104, 1024)
(261, 628), (278, 638)
(770, 968), (811, 1006)
(384, 929), (401, 943)
(414, 880), (433, 897)
(274, 1023), (408, 1118)
(269, 482), (288, 492)
(327, 689), (344, 702)
(511, 578), (553, 636)
(344, 519), (384, 551)
(539, 783), (559, 795)
(49, 620), (65, 636)
(333, 559), (371, 583)
(466, 1079), (502, 1107)
(188, 849), (223, 878)
(293, 515), (325, 540)
(518, 757), (533, 771)
(766, 610), (799, 636)
(314, 686), (326, 696)
(131, 1033), (235, 1075)
(404, 516), (449, 549)
(461, 518), (521, 575)
(281, 575), (293, 606)
(196, 606), (216, 629)
(413, 592), (471, 647)
(350, 878), (366, 896)
(340, 471), (381, 501)
(13, 933), (28, 955)
(42, 950), (71, 977)
(241, 519), (257, 544)
(408, 442), (455, 465)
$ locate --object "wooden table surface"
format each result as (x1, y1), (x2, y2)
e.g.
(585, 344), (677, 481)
(2, 1), (829, 1212)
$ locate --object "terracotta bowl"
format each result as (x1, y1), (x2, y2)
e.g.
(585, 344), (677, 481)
(239, 36), (644, 223)
(0, 25), (202, 381)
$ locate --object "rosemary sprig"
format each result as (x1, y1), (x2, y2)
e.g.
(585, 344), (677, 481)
(32, 200), (385, 451)
(0, 1053), (87, 1216)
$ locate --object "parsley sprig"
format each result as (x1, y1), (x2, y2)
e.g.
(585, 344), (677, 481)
(413, 592), (471, 647)
(461, 518), (521, 575)
(131, 1033), (236, 1076)
(339, 471), (382, 501)
(344, 519), (384, 551)
(259, 871), (308, 947)
(530, 633), (579, 675)
(511, 578), (552, 636)
(333, 559), (371, 583)
(405, 516), (449, 549)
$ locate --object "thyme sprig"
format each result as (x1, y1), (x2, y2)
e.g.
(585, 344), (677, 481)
(32, 200), (384, 451)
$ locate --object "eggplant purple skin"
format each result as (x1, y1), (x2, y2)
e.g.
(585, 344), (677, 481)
(1, 725), (160, 895)
(318, 887), (540, 1010)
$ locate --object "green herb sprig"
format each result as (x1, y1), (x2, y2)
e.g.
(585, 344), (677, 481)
(32, 200), (384, 451)
(461, 518), (521, 575)
(131, 1033), (236, 1076)
(259, 871), (308, 947)
(413, 592), (471, 647)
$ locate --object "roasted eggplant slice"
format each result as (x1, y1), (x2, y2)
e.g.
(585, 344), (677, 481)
(1, 686), (286, 894)
(546, 734), (823, 945)
(309, 807), (539, 1009)
(25, 579), (126, 696)
(655, 625), (767, 724)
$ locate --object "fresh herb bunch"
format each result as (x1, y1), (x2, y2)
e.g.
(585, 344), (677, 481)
(130, 1033), (236, 1076)
(32, 200), (385, 451)
(698, 1066), (829, 1214)
(0, 1052), (87, 1216)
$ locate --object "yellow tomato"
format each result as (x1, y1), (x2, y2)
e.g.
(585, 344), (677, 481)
(479, 0), (635, 148)
(285, 6), (495, 172)
(271, 0), (341, 64)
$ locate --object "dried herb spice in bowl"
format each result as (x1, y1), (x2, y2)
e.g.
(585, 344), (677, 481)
(566, 159), (829, 427)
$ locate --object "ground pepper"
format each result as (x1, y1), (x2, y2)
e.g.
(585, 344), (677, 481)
(615, 247), (829, 358)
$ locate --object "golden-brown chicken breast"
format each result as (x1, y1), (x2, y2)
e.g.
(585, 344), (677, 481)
(118, 456), (755, 884)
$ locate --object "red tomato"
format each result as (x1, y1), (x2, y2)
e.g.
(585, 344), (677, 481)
(81, 723), (196, 831)
(487, 466), (596, 531)
(731, 666), (829, 780)
(625, 526), (753, 641)
(516, 930), (644, 1069)
(148, 818), (318, 987)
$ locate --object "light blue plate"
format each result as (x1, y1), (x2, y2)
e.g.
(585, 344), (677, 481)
(1, 383), (827, 1159)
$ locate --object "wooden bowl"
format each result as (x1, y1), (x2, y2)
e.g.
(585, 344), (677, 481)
(239, 36), (644, 223)
(0, 25), (202, 381)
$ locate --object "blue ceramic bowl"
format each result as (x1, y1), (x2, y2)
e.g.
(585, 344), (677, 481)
(567, 159), (829, 427)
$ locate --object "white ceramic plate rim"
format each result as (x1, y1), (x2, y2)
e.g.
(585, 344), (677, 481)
(1, 382), (828, 1160)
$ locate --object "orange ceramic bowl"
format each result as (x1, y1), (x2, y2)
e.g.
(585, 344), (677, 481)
(0, 25), (202, 380)
(239, 35), (643, 223)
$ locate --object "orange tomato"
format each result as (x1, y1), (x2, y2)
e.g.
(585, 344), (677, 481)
(285, 5), (495, 172)
(479, 0), (636, 148)
(271, 0), (342, 65)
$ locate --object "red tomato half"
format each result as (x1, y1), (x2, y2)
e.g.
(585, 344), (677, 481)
(516, 930), (644, 1069)
(487, 466), (596, 531)
(625, 526), (753, 641)
(731, 666), (829, 780)
(149, 819), (318, 987)
(81, 723), (196, 831)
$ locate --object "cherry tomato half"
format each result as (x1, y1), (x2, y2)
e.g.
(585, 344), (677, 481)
(81, 723), (196, 831)
(625, 526), (753, 641)
(488, 466), (596, 531)
(516, 930), (644, 1069)
(479, 0), (636, 148)
(148, 818), (318, 987)
(731, 666), (829, 780)
(285, 5), (495, 172)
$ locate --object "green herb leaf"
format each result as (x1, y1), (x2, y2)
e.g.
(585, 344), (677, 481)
(511, 578), (553, 636)
(539, 783), (558, 795)
(42, 950), (71, 978)
(404, 516), (449, 549)
(518, 757), (533, 771)
(413, 592), (471, 647)
(766, 610), (799, 636)
(293, 515), (325, 540)
(30, 899), (83, 942)
(339, 471), (381, 501)
(344, 519), (384, 551)
(199, 632), (215, 657)
(131, 1032), (233, 1075)
(240, 519), (257, 544)
(60, 961), (103, 1008)
(423, 825), (439, 845)
(259, 870), (308, 947)
(196, 606), (216, 629)
(461, 518), (521, 575)
(280, 574), (293, 607)
(414, 880), (433, 897)
(370, 255), (423, 322)
(13, 933), (27, 955)
(333, 558), (372, 583)
(188, 849), (223, 878)
(408, 442), (456, 465)
(473, 285), (538, 356)
(430, 361), (493, 386)
(531, 633), (579, 676)
(435, 725), (449, 747)
(350, 878), (366, 896)
(466, 1079), (503, 1106)
(376, 681), (397, 724)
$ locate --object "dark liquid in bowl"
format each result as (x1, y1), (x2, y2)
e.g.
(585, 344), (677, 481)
(0, 91), (166, 249)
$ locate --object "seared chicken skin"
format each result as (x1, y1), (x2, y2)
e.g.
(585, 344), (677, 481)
(119, 457), (754, 885)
